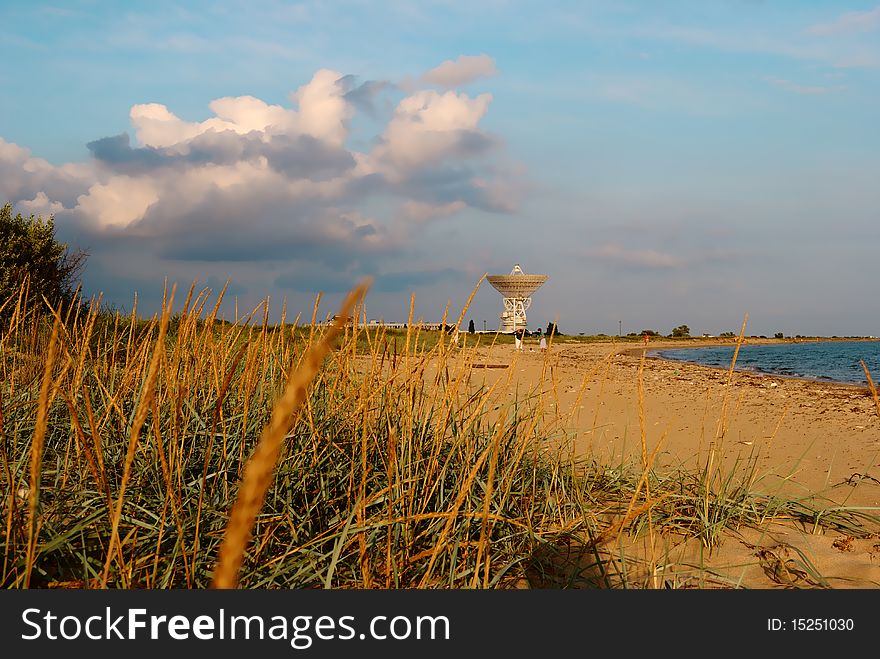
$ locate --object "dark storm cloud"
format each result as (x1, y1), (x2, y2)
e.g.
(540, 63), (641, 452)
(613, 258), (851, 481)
(87, 130), (356, 181)
(373, 267), (466, 292)
(86, 133), (169, 171)
(392, 165), (512, 213)
(259, 133), (356, 180)
(340, 76), (393, 118)
(274, 269), (361, 294)
(72, 179), (398, 266)
(454, 130), (496, 156)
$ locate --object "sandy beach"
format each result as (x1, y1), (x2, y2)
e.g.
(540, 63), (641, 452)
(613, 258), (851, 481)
(456, 337), (880, 587)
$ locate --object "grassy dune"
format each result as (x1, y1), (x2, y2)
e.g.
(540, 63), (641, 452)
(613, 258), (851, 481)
(1, 281), (878, 589)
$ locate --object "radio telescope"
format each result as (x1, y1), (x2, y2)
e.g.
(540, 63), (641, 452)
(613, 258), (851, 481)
(486, 264), (548, 334)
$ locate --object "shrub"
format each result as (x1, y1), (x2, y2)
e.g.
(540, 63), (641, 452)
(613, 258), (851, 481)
(0, 202), (87, 319)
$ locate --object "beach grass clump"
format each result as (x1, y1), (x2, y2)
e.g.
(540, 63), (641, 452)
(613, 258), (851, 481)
(0, 281), (613, 588)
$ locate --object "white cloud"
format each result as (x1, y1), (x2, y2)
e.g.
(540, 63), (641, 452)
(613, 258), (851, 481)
(17, 191), (64, 216)
(290, 68), (352, 146)
(764, 76), (836, 95)
(1, 65), (516, 298)
(130, 68), (348, 149)
(75, 175), (159, 228)
(422, 54), (497, 87)
(129, 103), (206, 148)
(374, 89), (494, 170)
(807, 7), (880, 37)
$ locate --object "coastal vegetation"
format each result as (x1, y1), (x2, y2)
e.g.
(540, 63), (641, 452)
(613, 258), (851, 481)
(2, 278), (879, 589)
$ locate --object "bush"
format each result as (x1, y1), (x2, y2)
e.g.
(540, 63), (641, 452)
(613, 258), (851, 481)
(0, 202), (86, 319)
(774, 332), (784, 339)
(546, 322), (562, 337)
(670, 325), (690, 338)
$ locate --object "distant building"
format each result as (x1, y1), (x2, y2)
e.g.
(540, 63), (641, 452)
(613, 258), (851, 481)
(319, 316), (447, 331)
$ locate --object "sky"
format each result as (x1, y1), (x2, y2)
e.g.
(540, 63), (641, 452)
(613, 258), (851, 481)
(1, 0), (878, 337)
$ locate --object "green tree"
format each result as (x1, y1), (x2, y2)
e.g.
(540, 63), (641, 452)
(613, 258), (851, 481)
(468, 319), (475, 333)
(671, 324), (690, 338)
(0, 202), (87, 318)
(546, 322), (561, 337)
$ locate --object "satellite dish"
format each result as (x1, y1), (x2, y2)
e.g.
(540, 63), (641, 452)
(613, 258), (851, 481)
(486, 264), (548, 334)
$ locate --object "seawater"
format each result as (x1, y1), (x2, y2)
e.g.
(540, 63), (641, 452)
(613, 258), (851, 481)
(651, 341), (880, 386)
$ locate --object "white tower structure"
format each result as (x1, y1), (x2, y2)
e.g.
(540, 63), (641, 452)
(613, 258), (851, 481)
(486, 264), (548, 334)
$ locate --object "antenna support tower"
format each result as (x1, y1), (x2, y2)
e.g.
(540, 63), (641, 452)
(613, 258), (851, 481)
(486, 264), (548, 334)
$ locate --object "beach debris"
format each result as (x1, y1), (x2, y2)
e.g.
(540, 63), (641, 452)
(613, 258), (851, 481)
(755, 547), (815, 587)
(832, 536), (856, 552)
(839, 472), (880, 487)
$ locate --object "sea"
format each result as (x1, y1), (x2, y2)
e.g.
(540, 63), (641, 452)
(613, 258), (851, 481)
(651, 340), (880, 386)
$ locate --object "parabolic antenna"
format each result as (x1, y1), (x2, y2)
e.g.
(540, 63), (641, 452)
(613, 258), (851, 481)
(486, 264), (548, 333)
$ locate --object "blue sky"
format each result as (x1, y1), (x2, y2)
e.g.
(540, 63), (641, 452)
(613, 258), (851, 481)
(1, 1), (878, 336)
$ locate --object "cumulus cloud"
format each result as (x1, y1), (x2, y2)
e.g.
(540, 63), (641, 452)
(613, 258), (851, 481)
(423, 54), (497, 87)
(17, 191), (64, 216)
(128, 69), (350, 148)
(75, 175), (160, 229)
(1, 61), (519, 305)
(0, 136), (95, 210)
(374, 89), (495, 171)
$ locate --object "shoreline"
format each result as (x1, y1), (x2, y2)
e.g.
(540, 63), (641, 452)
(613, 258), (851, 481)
(445, 338), (880, 586)
(468, 339), (880, 504)
(618, 340), (878, 391)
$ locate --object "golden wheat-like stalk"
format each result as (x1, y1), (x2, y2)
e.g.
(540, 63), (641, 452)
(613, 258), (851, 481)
(211, 280), (371, 589)
(24, 314), (61, 588)
(101, 284), (177, 587)
(100, 283), (176, 587)
(862, 361), (880, 420)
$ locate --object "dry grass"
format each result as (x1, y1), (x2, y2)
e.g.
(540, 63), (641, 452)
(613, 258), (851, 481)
(1, 281), (878, 589)
(212, 281), (370, 589)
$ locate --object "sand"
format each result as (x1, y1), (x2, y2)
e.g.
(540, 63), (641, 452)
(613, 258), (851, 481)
(457, 337), (880, 588)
